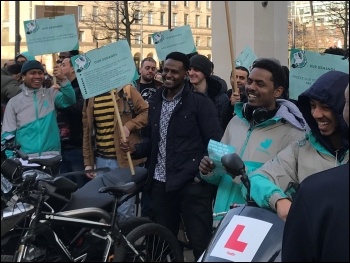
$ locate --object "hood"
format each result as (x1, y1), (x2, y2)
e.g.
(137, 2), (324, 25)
(20, 83), (45, 97)
(298, 70), (349, 155)
(206, 75), (225, 98)
(210, 75), (228, 93)
(15, 51), (35, 62)
(276, 99), (309, 131)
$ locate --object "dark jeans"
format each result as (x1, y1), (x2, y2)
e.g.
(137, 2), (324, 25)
(151, 179), (216, 261)
(60, 147), (89, 188)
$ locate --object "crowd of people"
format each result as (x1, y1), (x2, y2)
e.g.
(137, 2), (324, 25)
(1, 46), (349, 262)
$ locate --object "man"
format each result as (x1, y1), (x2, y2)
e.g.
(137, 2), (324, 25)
(57, 55), (88, 188)
(189, 54), (231, 130)
(227, 66), (250, 107)
(199, 58), (307, 222)
(245, 70), (349, 221)
(1, 63), (22, 105)
(82, 80), (148, 219)
(14, 51), (35, 64)
(3, 59), (15, 69)
(1, 60), (76, 161)
(131, 52), (223, 261)
(136, 57), (162, 101)
(282, 83), (349, 262)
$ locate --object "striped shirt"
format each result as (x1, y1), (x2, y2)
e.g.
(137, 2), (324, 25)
(93, 92), (116, 158)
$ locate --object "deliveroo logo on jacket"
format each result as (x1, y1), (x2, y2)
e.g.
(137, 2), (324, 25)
(256, 138), (273, 155)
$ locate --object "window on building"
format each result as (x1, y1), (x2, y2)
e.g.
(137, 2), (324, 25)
(184, 1), (189, 7)
(206, 1), (211, 9)
(160, 1), (166, 4)
(184, 14), (189, 25)
(108, 8), (113, 20)
(196, 15), (200, 27)
(135, 10), (141, 24)
(160, 12), (165, 25)
(79, 30), (84, 42)
(172, 13), (178, 27)
(78, 5), (84, 21)
(206, 16), (211, 28)
(196, 36), (201, 46)
(196, 1), (200, 8)
(92, 6), (98, 17)
(148, 34), (154, 44)
(207, 37), (212, 47)
(172, 1), (177, 5)
(148, 11), (153, 24)
(135, 34), (141, 44)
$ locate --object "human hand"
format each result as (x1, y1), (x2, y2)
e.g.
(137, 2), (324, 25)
(230, 92), (241, 106)
(199, 156), (214, 175)
(52, 84), (60, 90)
(276, 198), (292, 221)
(53, 65), (67, 82)
(85, 165), (96, 179)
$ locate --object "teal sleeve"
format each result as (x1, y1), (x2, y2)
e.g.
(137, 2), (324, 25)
(54, 80), (76, 108)
(1, 131), (16, 158)
(200, 172), (222, 186)
(248, 173), (288, 209)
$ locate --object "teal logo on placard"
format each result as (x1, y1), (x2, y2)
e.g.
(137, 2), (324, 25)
(260, 139), (272, 150)
(291, 50), (307, 68)
(153, 32), (164, 44)
(235, 59), (242, 67)
(74, 54), (91, 73)
(25, 20), (39, 35)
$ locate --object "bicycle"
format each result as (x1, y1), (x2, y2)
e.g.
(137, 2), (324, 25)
(2, 162), (183, 262)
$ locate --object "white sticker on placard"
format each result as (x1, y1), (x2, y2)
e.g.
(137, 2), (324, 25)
(210, 215), (272, 262)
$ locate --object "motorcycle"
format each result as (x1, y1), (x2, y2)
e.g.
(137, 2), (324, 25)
(199, 153), (284, 262)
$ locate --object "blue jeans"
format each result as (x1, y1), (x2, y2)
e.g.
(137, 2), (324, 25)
(60, 147), (89, 188)
(95, 157), (136, 220)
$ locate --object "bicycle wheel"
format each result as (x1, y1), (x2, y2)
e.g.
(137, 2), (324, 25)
(113, 223), (184, 262)
(118, 217), (153, 235)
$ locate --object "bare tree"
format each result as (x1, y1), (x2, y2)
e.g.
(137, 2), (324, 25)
(320, 1), (349, 49)
(83, 1), (142, 47)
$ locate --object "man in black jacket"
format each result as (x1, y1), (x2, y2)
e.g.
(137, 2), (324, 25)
(131, 52), (223, 261)
(282, 84), (349, 262)
(56, 52), (88, 188)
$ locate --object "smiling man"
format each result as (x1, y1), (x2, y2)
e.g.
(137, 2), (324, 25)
(1, 60), (76, 160)
(199, 58), (307, 222)
(245, 70), (349, 221)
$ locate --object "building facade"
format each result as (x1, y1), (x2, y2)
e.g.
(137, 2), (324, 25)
(1, 1), (213, 70)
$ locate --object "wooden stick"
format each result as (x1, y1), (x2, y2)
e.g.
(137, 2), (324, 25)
(110, 90), (135, 175)
(225, 1), (238, 94)
(52, 53), (58, 85)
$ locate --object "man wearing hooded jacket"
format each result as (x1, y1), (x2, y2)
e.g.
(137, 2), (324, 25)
(199, 59), (308, 222)
(281, 82), (349, 262)
(245, 70), (349, 221)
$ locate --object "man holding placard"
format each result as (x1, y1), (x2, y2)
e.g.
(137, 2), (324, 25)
(1, 60), (76, 168)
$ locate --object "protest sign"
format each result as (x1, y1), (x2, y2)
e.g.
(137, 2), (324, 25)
(23, 14), (79, 56)
(72, 40), (138, 175)
(72, 40), (138, 99)
(289, 48), (349, 100)
(235, 45), (257, 71)
(152, 25), (196, 61)
(208, 140), (236, 176)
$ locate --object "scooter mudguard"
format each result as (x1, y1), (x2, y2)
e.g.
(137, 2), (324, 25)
(200, 205), (284, 262)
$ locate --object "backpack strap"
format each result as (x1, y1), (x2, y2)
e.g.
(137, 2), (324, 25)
(122, 85), (136, 118)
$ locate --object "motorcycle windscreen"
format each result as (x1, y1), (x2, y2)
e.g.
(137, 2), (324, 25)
(201, 205), (284, 262)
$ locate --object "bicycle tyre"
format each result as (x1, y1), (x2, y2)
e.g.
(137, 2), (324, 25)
(118, 217), (153, 235)
(113, 223), (184, 262)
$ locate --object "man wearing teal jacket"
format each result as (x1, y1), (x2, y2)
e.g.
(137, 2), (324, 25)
(246, 70), (349, 221)
(1, 60), (76, 158)
(199, 59), (307, 221)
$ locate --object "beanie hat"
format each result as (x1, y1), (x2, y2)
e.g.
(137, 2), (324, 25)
(21, 60), (44, 75)
(7, 63), (23, 75)
(190, 54), (212, 77)
(15, 51), (36, 62)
